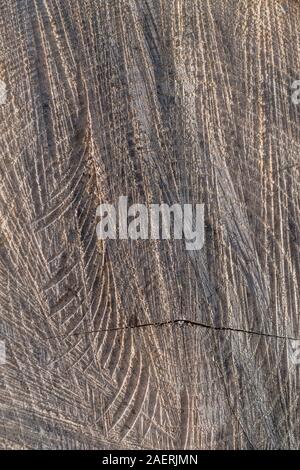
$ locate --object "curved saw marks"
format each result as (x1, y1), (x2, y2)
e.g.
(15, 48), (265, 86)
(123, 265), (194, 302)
(1, 0), (300, 450)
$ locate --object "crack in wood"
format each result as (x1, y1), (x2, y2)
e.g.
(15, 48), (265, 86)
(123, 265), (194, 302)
(45, 319), (299, 342)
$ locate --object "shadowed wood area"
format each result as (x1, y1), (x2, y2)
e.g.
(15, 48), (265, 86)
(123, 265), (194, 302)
(1, 0), (300, 450)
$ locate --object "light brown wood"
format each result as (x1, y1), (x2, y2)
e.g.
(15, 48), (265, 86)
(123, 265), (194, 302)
(0, 0), (300, 449)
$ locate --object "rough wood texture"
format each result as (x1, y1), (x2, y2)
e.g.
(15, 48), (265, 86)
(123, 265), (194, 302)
(1, 0), (300, 450)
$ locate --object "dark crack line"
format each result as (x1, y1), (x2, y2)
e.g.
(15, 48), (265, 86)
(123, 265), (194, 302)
(45, 319), (299, 342)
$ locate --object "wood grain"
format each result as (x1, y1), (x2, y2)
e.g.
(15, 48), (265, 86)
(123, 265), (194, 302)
(0, 0), (300, 449)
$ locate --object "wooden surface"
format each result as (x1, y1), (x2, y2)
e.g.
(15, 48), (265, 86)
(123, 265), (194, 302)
(1, 0), (300, 449)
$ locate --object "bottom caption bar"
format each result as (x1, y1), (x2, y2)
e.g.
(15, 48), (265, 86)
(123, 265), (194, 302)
(0, 450), (298, 465)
